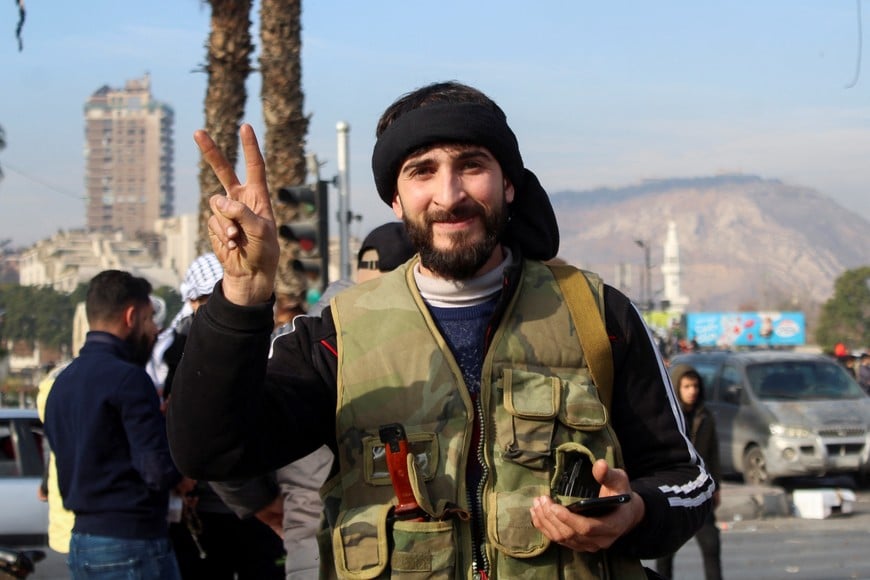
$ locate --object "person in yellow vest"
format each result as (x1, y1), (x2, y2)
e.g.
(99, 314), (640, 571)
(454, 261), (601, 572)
(167, 81), (714, 579)
(36, 364), (74, 555)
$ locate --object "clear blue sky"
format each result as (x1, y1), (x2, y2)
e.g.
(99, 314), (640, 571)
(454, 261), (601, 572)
(2, 1), (868, 247)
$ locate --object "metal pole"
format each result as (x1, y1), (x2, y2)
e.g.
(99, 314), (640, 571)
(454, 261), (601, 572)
(645, 244), (652, 311)
(336, 122), (351, 281)
(634, 240), (647, 311)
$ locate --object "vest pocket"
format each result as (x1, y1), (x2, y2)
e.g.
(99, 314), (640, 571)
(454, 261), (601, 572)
(486, 484), (550, 558)
(498, 369), (559, 469)
(391, 519), (457, 578)
(551, 443), (599, 505)
(332, 503), (457, 579)
(332, 503), (390, 579)
(558, 376), (607, 430)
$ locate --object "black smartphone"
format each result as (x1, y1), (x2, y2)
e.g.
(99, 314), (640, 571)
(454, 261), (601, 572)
(556, 451), (631, 516)
(563, 493), (631, 516)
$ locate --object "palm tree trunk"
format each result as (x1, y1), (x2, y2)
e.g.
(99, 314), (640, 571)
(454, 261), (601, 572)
(197, 0), (253, 255)
(259, 0), (309, 294)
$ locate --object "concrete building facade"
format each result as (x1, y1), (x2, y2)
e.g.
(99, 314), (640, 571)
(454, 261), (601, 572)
(84, 74), (174, 238)
(18, 229), (180, 294)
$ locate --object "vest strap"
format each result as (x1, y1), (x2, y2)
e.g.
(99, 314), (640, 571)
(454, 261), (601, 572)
(549, 265), (614, 411)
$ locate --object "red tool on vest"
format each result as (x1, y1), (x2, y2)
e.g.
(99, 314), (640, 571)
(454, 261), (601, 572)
(378, 423), (427, 522)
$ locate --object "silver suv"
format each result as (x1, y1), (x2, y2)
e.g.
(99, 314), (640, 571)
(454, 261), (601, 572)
(670, 351), (870, 485)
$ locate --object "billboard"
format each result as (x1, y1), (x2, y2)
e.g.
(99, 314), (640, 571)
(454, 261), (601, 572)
(686, 311), (806, 348)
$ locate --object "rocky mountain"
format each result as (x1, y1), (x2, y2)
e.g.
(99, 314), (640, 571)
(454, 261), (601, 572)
(549, 175), (869, 312)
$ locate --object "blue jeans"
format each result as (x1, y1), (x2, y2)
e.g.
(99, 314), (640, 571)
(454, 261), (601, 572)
(68, 533), (181, 580)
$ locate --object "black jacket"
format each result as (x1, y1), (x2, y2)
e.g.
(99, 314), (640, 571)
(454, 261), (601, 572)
(166, 259), (713, 558)
(45, 332), (181, 539)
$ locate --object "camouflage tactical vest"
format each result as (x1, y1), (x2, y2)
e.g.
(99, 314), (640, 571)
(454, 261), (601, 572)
(319, 258), (646, 580)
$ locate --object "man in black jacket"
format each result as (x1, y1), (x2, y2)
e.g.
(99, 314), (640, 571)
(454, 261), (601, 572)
(167, 81), (713, 578)
(45, 270), (185, 579)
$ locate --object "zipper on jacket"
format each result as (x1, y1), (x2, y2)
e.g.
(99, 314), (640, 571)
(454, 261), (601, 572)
(468, 394), (490, 577)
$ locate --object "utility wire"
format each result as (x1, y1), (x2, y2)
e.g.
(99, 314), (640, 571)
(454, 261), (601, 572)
(1, 162), (86, 200)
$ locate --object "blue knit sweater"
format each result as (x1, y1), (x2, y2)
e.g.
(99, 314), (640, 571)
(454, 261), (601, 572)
(44, 331), (181, 539)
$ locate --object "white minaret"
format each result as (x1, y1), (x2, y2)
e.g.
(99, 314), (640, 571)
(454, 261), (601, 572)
(660, 221), (690, 313)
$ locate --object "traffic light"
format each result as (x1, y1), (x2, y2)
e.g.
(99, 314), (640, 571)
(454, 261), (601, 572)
(277, 180), (329, 292)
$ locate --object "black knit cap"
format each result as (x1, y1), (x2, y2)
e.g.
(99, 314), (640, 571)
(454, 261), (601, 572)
(371, 102), (559, 261)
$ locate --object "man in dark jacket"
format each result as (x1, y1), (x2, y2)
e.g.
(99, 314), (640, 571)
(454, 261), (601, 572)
(167, 81), (714, 578)
(45, 270), (185, 579)
(656, 364), (723, 580)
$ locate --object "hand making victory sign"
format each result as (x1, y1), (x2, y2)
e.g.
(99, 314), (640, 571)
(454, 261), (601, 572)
(194, 124), (280, 306)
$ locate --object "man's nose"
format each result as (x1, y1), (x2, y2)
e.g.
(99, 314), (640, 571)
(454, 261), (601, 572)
(432, 169), (465, 207)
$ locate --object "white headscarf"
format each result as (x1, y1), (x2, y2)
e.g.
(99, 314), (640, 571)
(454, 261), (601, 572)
(179, 252), (223, 302)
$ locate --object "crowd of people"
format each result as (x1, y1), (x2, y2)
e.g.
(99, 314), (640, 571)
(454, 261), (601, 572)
(834, 342), (870, 393)
(41, 82), (717, 580)
(36, 223), (420, 579)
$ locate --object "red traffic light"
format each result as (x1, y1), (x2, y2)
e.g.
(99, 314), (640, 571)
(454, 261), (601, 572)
(279, 223), (318, 253)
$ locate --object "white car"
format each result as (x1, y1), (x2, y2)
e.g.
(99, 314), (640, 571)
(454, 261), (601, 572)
(0, 408), (48, 545)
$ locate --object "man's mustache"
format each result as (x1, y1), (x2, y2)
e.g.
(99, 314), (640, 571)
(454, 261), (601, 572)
(425, 204), (485, 225)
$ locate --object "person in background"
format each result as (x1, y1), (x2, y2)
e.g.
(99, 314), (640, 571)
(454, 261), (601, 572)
(156, 253), (285, 579)
(36, 363), (74, 556)
(354, 221), (415, 283)
(656, 364), (723, 580)
(168, 81), (713, 578)
(209, 223), (414, 579)
(37, 295), (168, 556)
(307, 221), (416, 316)
(857, 352), (870, 394)
(840, 354), (859, 380)
(44, 270), (185, 579)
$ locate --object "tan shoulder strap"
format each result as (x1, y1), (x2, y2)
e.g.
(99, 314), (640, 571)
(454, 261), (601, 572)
(549, 264), (614, 412)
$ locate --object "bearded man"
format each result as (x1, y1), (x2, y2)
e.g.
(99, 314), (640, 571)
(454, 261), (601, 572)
(167, 81), (714, 579)
(45, 269), (185, 579)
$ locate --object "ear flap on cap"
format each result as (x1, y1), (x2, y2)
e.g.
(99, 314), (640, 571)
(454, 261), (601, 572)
(503, 169), (560, 261)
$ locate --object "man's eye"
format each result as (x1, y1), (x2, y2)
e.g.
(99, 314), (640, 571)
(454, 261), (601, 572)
(410, 166), (434, 177)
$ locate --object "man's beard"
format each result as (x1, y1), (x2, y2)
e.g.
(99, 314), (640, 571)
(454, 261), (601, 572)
(125, 326), (155, 367)
(403, 197), (509, 280)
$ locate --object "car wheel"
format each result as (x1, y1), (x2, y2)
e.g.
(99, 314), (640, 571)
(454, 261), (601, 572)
(743, 446), (769, 486)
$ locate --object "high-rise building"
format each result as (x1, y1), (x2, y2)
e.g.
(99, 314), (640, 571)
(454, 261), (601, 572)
(84, 73), (174, 238)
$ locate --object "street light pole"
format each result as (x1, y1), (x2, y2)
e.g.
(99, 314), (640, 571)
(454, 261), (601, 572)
(336, 122), (352, 281)
(634, 239), (652, 311)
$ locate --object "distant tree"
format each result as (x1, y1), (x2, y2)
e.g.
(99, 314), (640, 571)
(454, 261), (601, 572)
(814, 266), (870, 352)
(0, 283), (77, 350)
(196, 0), (254, 255)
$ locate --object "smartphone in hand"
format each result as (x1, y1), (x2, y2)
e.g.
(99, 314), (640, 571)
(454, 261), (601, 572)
(563, 493), (631, 516)
(556, 452), (631, 516)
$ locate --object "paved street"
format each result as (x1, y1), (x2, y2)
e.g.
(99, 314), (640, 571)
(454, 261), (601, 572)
(20, 485), (870, 579)
(643, 483), (870, 580)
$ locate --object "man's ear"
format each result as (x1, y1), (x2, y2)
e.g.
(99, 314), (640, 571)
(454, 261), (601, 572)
(122, 304), (137, 331)
(504, 178), (515, 204)
(391, 193), (404, 219)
